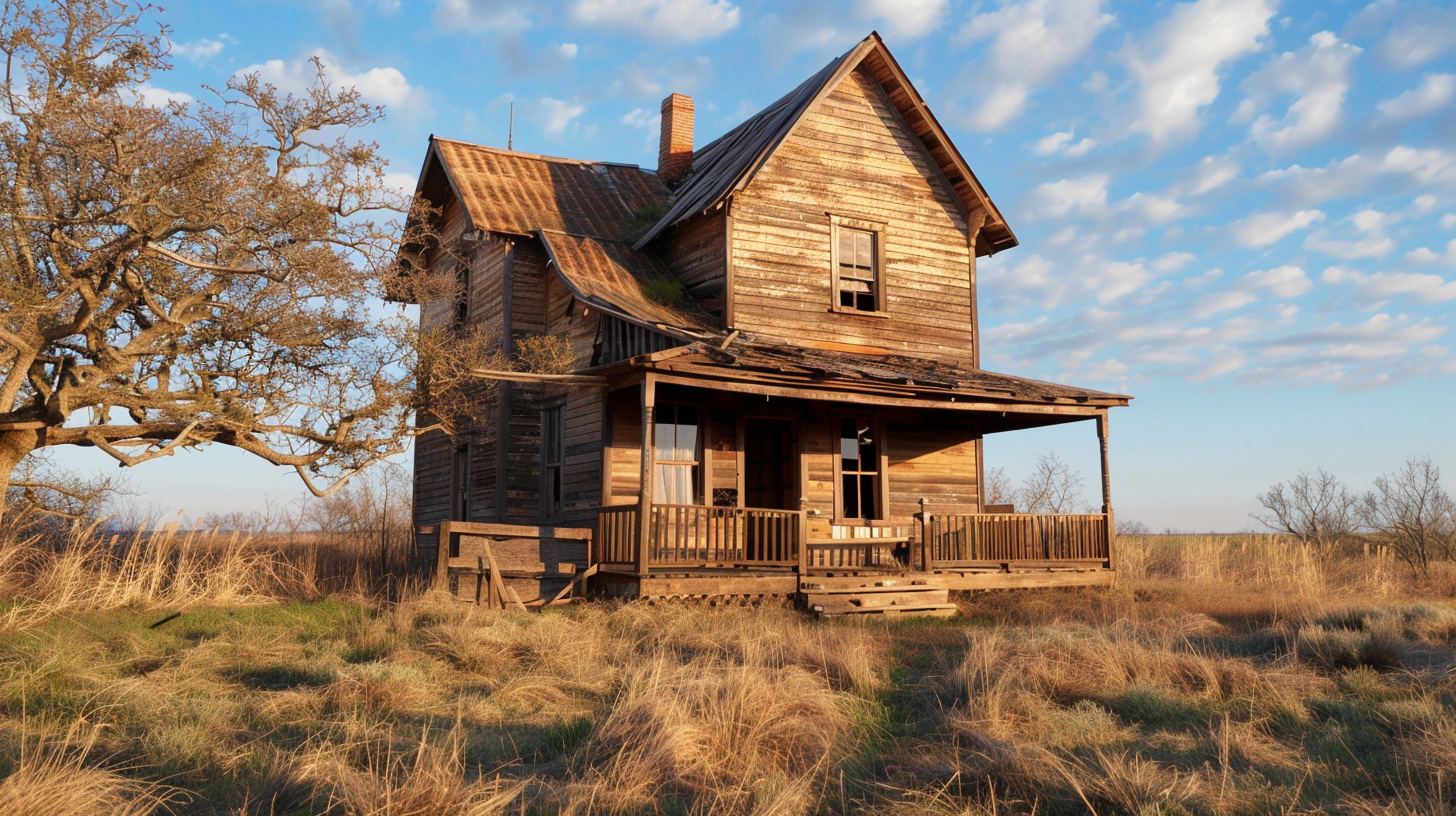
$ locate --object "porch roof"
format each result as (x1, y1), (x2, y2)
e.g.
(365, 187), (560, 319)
(614, 333), (1131, 413)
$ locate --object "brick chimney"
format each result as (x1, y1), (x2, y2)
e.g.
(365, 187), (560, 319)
(658, 93), (694, 190)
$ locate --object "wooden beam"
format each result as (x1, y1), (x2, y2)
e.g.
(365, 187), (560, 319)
(436, 521), (453, 588)
(469, 368), (610, 386)
(1096, 411), (1111, 513)
(723, 204), (736, 330)
(436, 521), (594, 540)
(636, 375), (656, 577)
(1097, 410), (1116, 571)
(647, 372), (1111, 417)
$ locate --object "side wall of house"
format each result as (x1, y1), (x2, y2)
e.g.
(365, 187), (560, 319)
(728, 65), (974, 360)
(413, 197), (512, 560)
(661, 210), (727, 322)
(491, 236), (607, 529)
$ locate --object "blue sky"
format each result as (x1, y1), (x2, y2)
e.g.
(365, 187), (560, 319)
(59, 0), (1456, 531)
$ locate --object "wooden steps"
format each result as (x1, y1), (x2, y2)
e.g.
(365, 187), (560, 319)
(800, 576), (957, 618)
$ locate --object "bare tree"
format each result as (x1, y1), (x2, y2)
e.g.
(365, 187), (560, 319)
(0, 1), (460, 525)
(1356, 457), (1455, 577)
(3, 451), (124, 539)
(1017, 453), (1088, 514)
(1251, 468), (1357, 547)
(983, 466), (1016, 509)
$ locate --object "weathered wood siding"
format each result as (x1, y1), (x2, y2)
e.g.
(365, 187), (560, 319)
(887, 420), (980, 519)
(662, 210), (727, 321)
(413, 202), (515, 553)
(729, 66), (974, 359)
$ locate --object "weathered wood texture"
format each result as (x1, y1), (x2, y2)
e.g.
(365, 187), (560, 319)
(888, 421), (979, 519)
(730, 66), (973, 359)
(438, 522), (591, 605)
(926, 513), (1110, 565)
(661, 211), (727, 320)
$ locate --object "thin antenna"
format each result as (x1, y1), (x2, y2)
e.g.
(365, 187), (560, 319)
(508, 103), (514, 151)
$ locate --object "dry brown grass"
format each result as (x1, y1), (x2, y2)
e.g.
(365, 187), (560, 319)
(0, 530), (1453, 815)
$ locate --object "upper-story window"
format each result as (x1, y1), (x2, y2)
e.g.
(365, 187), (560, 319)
(830, 217), (885, 314)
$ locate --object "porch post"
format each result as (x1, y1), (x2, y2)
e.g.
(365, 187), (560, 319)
(1097, 411), (1116, 570)
(636, 375), (656, 577)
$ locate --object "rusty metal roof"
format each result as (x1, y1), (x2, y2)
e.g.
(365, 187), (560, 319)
(650, 332), (1130, 406)
(537, 230), (715, 334)
(430, 138), (670, 242)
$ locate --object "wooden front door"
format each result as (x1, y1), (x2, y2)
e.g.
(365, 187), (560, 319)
(744, 418), (797, 510)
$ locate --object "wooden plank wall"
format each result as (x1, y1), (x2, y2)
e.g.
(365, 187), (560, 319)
(662, 210), (727, 320)
(729, 66), (974, 360)
(414, 202), (515, 556)
(887, 420), (980, 519)
(606, 388), (642, 505)
(560, 388), (605, 527)
(414, 197), (469, 557)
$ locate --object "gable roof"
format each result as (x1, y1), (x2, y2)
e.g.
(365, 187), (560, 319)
(421, 138), (670, 243)
(633, 32), (1017, 256)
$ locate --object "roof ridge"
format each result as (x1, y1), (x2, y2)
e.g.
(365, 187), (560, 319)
(431, 136), (643, 170)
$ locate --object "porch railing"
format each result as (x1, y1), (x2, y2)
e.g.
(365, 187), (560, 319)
(926, 513), (1110, 566)
(595, 504), (803, 569)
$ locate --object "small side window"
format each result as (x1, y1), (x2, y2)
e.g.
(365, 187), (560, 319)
(542, 406), (564, 516)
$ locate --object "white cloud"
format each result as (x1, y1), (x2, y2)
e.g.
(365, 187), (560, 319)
(1373, 4), (1456, 68)
(1032, 129), (1095, 156)
(131, 83), (195, 108)
(170, 37), (225, 63)
(1322, 267), (1456, 305)
(1236, 31), (1361, 154)
(526, 96), (586, 139)
(558, 42), (579, 58)
(1229, 209), (1326, 247)
(1442, 214), (1456, 230)
(1376, 74), (1456, 122)
(1241, 265), (1312, 297)
(1126, 0), (1276, 143)
(1304, 234), (1395, 260)
(569, 0), (740, 41)
(1259, 146), (1456, 207)
(958, 0), (1114, 130)
(1022, 174), (1109, 219)
(1181, 154), (1241, 196)
(1152, 252), (1196, 273)
(1120, 192), (1184, 225)
(1192, 290), (1257, 318)
(433, 0), (532, 33)
(857, 0), (946, 39)
(236, 51), (429, 115)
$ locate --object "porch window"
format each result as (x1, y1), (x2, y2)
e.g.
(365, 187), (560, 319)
(652, 403), (700, 504)
(839, 417), (881, 519)
(831, 220), (884, 313)
(541, 406), (564, 515)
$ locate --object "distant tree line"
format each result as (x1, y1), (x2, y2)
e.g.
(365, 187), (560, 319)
(1254, 457), (1455, 577)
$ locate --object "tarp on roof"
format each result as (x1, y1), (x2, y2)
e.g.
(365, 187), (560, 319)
(538, 230), (716, 334)
(431, 139), (669, 242)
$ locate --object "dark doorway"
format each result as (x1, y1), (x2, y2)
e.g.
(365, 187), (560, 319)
(744, 418), (797, 510)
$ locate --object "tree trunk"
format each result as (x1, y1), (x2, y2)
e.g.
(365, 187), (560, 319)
(0, 428), (42, 530)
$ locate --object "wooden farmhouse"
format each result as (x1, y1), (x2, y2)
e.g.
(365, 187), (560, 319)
(396, 33), (1131, 614)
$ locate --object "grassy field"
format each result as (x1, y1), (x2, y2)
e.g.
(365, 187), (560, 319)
(0, 530), (1453, 815)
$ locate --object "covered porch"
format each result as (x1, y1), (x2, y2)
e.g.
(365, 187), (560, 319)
(588, 336), (1128, 600)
